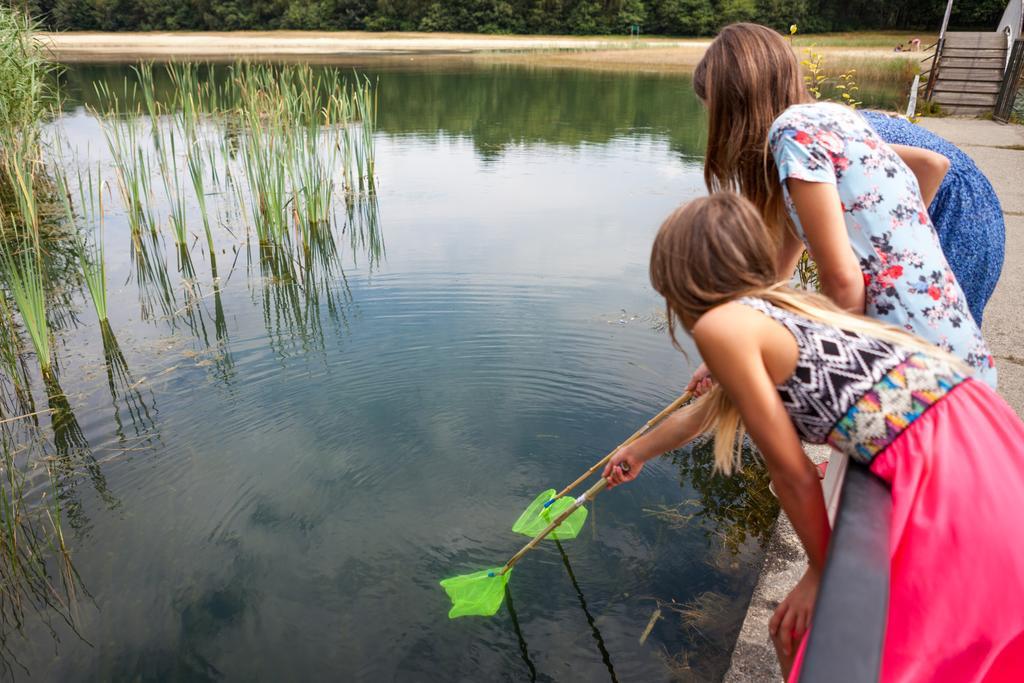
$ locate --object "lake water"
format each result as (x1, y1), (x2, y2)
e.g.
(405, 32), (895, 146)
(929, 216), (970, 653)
(1, 60), (884, 680)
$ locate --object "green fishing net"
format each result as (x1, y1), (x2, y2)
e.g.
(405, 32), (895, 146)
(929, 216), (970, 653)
(440, 567), (511, 618)
(511, 489), (588, 540)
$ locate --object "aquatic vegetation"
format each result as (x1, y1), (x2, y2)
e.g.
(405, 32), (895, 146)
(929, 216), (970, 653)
(237, 113), (290, 244)
(185, 138), (216, 275)
(56, 167), (108, 322)
(0, 297), (37, 420)
(0, 8), (55, 149)
(130, 230), (178, 321)
(0, 27), (390, 677)
(93, 90), (155, 237)
(0, 214), (50, 376)
(225, 63), (378, 245)
(1, 132), (43, 235)
(93, 61), (380, 277)
(0, 429), (82, 677)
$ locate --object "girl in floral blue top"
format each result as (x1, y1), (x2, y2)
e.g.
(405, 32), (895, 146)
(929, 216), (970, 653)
(691, 23), (996, 388)
(768, 103), (995, 386)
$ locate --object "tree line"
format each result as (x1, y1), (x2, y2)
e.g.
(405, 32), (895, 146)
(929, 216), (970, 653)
(11, 0), (1008, 35)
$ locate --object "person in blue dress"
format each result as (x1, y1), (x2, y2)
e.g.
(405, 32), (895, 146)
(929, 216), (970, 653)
(862, 111), (1005, 326)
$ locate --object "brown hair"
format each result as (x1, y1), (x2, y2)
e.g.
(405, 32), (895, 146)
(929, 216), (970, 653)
(650, 192), (776, 352)
(650, 193), (966, 473)
(693, 23), (811, 245)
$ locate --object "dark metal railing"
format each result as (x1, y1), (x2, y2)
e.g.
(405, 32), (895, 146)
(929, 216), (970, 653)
(995, 39), (1024, 121)
(924, 37), (946, 100)
(800, 461), (892, 682)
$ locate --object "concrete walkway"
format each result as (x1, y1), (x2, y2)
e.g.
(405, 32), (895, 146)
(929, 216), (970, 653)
(725, 117), (1024, 682)
(920, 118), (1024, 418)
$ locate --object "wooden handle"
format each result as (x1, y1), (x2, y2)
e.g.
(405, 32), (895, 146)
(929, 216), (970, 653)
(552, 391), (693, 500)
(501, 477), (608, 575)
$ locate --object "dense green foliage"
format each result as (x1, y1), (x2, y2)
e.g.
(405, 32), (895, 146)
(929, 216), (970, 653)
(12, 0), (1007, 35)
(0, 7), (52, 137)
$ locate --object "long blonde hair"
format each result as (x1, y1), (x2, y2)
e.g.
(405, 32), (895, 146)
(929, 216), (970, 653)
(650, 193), (967, 474)
(693, 23), (811, 246)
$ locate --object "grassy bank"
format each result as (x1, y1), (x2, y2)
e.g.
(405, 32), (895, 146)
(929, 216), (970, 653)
(38, 30), (924, 92)
(791, 31), (935, 48)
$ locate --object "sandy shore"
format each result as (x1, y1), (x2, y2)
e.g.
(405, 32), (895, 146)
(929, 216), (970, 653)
(41, 31), (705, 59)
(40, 31), (912, 71)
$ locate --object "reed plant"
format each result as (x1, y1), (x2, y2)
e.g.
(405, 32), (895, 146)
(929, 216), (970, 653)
(92, 61), (381, 290)
(239, 120), (290, 244)
(56, 167), (108, 322)
(185, 138), (217, 274)
(0, 213), (50, 376)
(290, 117), (337, 250)
(130, 230), (177, 320)
(352, 75), (378, 192)
(94, 86), (155, 236)
(1, 132), (42, 235)
(224, 63), (378, 245)
(134, 62), (163, 151)
(168, 62), (202, 141)
(0, 296), (36, 419)
(157, 127), (189, 248)
(0, 8), (55, 150)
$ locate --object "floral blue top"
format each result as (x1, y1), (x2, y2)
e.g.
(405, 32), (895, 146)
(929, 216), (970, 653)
(769, 102), (996, 388)
(861, 111), (1005, 326)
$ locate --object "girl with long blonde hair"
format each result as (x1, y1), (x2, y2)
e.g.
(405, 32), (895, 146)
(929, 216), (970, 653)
(686, 23), (996, 392)
(604, 193), (1024, 682)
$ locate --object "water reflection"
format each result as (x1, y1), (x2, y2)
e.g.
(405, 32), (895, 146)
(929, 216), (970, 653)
(505, 588), (541, 682)
(0, 431), (87, 678)
(9, 61), (780, 680)
(59, 63), (708, 161)
(0, 300), (39, 422)
(554, 539), (618, 683)
(100, 321), (158, 442)
(131, 230), (178, 322)
(669, 439), (778, 555)
(44, 371), (119, 526)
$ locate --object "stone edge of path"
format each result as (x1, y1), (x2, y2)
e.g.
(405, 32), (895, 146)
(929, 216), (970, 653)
(724, 117), (1024, 682)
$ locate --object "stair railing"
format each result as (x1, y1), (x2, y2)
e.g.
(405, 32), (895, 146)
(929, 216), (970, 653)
(924, 38), (944, 100)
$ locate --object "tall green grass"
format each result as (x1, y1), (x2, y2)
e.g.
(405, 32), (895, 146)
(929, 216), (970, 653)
(0, 213), (50, 376)
(185, 137), (217, 275)
(157, 127), (189, 248)
(93, 62), (379, 260)
(0, 295), (37, 419)
(93, 85), (155, 237)
(0, 8), (55, 144)
(56, 167), (108, 322)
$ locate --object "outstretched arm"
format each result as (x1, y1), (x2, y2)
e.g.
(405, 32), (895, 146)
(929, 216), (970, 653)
(890, 144), (948, 207)
(603, 398), (712, 486)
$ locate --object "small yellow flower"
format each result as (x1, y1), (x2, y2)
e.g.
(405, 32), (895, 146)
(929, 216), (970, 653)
(790, 24), (798, 35)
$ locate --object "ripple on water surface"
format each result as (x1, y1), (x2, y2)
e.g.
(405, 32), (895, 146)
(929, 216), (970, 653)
(19, 62), (767, 682)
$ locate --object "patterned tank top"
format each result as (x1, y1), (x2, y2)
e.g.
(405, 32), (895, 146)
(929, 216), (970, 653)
(737, 297), (967, 463)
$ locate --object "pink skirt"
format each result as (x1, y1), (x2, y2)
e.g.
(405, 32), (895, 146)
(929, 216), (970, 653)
(793, 379), (1024, 681)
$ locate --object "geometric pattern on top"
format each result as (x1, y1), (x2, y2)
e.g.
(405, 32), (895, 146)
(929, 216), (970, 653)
(737, 296), (909, 443)
(511, 489), (588, 540)
(828, 352), (965, 463)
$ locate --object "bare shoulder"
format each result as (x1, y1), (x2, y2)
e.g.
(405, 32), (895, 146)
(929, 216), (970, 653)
(691, 301), (766, 349)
